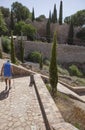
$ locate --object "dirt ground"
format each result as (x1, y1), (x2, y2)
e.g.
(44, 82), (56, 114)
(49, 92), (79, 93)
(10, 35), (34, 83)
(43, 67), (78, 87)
(54, 92), (85, 130)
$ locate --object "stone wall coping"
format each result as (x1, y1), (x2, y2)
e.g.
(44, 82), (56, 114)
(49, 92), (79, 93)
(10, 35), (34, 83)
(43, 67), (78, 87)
(59, 80), (85, 93)
(34, 74), (78, 130)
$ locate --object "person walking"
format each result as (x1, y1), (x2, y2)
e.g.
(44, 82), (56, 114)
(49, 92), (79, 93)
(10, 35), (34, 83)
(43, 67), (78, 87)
(1, 60), (13, 90)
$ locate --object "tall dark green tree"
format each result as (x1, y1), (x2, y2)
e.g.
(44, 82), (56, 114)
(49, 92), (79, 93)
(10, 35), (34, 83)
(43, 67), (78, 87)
(19, 32), (24, 63)
(49, 10), (52, 22)
(67, 22), (74, 45)
(10, 32), (16, 63)
(32, 8), (35, 22)
(59, 0), (63, 25)
(39, 53), (43, 70)
(46, 19), (51, 43)
(52, 4), (57, 23)
(10, 9), (15, 31)
(49, 31), (58, 96)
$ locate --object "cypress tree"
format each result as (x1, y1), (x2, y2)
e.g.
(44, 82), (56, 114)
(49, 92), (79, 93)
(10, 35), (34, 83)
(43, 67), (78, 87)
(10, 31), (16, 63)
(20, 32), (24, 63)
(59, 0), (63, 25)
(49, 10), (52, 22)
(67, 22), (74, 45)
(32, 8), (35, 22)
(39, 53), (43, 70)
(49, 31), (58, 96)
(10, 9), (15, 31)
(52, 4), (57, 23)
(46, 19), (51, 43)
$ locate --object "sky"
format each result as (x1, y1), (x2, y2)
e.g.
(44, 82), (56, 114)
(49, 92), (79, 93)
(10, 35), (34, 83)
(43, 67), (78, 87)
(0, 0), (85, 19)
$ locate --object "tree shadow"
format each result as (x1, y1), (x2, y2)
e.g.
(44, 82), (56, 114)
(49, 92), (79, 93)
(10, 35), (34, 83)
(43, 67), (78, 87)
(0, 89), (10, 100)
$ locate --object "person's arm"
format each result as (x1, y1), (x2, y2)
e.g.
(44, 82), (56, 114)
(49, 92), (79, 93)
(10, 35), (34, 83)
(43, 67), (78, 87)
(11, 65), (13, 76)
(1, 64), (4, 76)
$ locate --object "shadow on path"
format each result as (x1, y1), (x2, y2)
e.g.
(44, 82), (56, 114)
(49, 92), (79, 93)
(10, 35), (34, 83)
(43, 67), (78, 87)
(0, 88), (10, 100)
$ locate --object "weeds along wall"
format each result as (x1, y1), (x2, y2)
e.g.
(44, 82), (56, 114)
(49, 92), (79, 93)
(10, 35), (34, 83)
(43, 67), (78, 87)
(15, 41), (85, 64)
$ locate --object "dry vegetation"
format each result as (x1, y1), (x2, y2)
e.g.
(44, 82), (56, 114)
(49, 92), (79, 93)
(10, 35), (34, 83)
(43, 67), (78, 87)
(54, 92), (85, 130)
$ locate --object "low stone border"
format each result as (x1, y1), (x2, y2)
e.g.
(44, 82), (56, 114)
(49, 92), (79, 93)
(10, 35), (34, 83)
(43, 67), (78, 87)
(59, 80), (85, 94)
(34, 74), (78, 130)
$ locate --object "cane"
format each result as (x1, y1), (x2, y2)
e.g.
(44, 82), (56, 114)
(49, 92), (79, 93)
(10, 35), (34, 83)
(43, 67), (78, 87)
(12, 73), (15, 89)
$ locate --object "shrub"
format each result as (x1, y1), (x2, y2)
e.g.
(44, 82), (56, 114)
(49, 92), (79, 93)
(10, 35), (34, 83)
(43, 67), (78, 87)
(76, 27), (85, 41)
(69, 65), (83, 77)
(43, 58), (50, 66)
(2, 36), (11, 53)
(27, 51), (41, 63)
(58, 65), (69, 76)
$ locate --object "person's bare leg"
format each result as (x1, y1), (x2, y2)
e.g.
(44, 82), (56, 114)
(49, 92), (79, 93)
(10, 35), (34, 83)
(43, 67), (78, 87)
(5, 78), (8, 90)
(9, 79), (11, 89)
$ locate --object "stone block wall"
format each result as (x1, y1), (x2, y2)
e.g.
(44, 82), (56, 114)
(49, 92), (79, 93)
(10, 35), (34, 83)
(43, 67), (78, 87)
(15, 41), (85, 64)
(12, 64), (30, 77)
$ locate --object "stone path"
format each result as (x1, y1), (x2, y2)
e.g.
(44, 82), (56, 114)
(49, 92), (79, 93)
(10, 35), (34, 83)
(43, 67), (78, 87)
(0, 77), (46, 130)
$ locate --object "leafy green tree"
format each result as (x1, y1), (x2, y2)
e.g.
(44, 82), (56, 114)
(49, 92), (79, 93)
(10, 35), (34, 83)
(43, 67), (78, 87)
(46, 19), (51, 43)
(64, 16), (71, 24)
(10, 32), (16, 63)
(19, 32), (24, 63)
(14, 21), (25, 35)
(64, 10), (85, 26)
(0, 6), (10, 18)
(0, 9), (7, 36)
(59, 0), (63, 25)
(11, 2), (30, 22)
(52, 4), (57, 23)
(67, 22), (74, 45)
(32, 8), (35, 22)
(49, 31), (58, 96)
(76, 27), (85, 41)
(36, 15), (46, 21)
(22, 24), (37, 40)
(14, 21), (36, 40)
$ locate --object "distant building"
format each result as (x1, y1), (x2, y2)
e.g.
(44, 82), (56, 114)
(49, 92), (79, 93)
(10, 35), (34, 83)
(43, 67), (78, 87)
(9, 35), (17, 40)
(9, 36), (27, 41)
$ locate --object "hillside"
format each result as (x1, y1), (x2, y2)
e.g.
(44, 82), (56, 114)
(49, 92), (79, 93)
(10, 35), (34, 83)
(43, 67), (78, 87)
(26, 20), (85, 46)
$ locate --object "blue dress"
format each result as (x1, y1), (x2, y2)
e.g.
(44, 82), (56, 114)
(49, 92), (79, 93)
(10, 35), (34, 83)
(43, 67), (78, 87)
(4, 62), (12, 77)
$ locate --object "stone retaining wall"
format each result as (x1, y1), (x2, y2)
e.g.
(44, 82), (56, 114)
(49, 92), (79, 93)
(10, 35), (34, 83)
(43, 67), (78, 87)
(34, 74), (78, 130)
(12, 64), (30, 77)
(15, 41), (85, 64)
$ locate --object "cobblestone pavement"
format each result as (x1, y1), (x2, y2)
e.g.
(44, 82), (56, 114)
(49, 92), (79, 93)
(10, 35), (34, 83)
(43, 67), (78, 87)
(0, 77), (46, 130)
